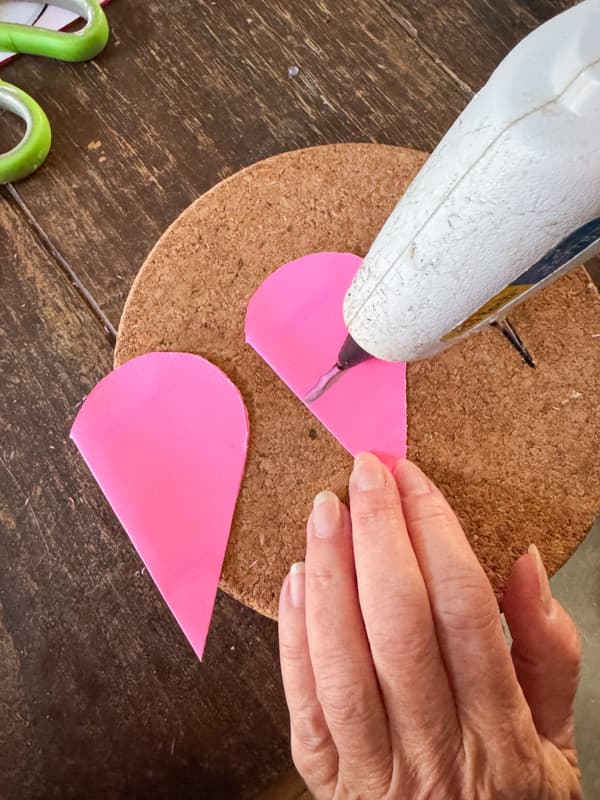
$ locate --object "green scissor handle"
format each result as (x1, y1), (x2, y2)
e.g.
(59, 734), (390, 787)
(0, 0), (109, 62)
(0, 79), (51, 183)
(0, 0), (109, 182)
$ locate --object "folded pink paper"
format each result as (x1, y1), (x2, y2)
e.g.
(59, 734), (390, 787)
(245, 252), (407, 467)
(71, 352), (249, 660)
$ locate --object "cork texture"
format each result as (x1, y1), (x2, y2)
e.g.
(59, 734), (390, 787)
(115, 143), (600, 618)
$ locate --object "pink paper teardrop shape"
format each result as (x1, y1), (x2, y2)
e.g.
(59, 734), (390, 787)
(245, 252), (407, 467)
(71, 352), (249, 660)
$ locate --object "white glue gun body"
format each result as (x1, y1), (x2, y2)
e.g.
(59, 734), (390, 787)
(344, 0), (600, 363)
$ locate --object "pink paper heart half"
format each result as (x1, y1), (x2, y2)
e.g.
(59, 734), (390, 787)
(71, 352), (249, 660)
(245, 252), (407, 467)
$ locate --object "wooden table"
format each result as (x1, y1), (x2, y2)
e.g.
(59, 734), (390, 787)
(0, 2), (582, 798)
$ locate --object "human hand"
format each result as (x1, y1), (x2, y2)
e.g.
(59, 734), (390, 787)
(278, 454), (582, 799)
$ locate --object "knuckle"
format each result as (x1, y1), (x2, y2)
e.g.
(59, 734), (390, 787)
(366, 587), (434, 663)
(291, 703), (330, 754)
(514, 615), (582, 679)
(402, 492), (453, 529)
(305, 564), (337, 594)
(501, 745), (544, 797)
(439, 600), (498, 639)
(349, 768), (394, 798)
(433, 568), (499, 635)
(465, 727), (544, 799)
(370, 619), (435, 667)
(316, 672), (376, 731)
(563, 627), (582, 674)
(291, 738), (338, 798)
(279, 637), (308, 669)
(352, 492), (402, 530)
(480, 767), (543, 800)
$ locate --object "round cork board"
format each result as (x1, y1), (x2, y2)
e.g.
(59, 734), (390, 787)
(116, 144), (600, 619)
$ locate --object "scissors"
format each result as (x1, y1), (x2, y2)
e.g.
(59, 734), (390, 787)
(0, 0), (109, 183)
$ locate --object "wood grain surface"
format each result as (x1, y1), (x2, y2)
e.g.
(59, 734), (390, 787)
(0, 193), (293, 799)
(0, 2), (594, 799)
(0, 0), (469, 330)
(380, 0), (573, 93)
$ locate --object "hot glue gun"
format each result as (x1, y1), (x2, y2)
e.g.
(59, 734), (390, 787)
(308, 0), (600, 402)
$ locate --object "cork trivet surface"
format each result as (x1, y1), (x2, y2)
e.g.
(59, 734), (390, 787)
(116, 144), (600, 618)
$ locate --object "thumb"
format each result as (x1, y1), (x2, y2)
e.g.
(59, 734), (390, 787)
(503, 544), (581, 753)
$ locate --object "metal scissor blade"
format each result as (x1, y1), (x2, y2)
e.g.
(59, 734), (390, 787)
(0, 3), (46, 28)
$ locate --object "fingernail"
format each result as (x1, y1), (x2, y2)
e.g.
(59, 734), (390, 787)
(528, 543), (552, 614)
(312, 491), (340, 538)
(289, 562), (305, 608)
(350, 453), (386, 491)
(394, 459), (430, 496)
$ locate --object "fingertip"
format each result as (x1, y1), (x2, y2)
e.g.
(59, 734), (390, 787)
(393, 459), (431, 498)
(505, 547), (580, 655)
(279, 570), (292, 618)
(392, 457), (409, 478)
(504, 548), (581, 747)
(504, 546), (552, 620)
(280, 562), (306, 617)
(504, 550), (538, 608)
(290, 561), (306, 609)
(350, 452), (390, 491)
(392, 458), (406, 481)
(309, 490), (351, 540)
